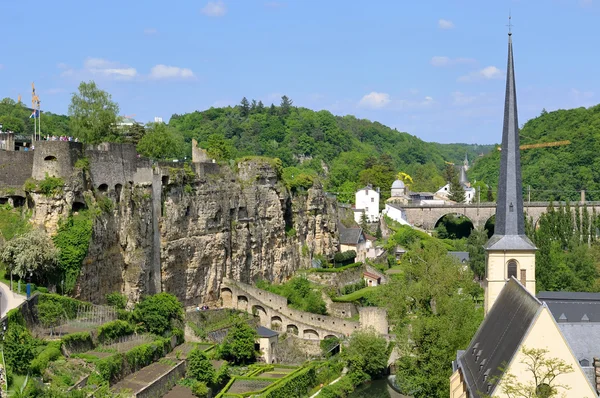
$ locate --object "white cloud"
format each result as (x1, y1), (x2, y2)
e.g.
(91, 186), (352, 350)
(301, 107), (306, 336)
(431, 56), (476, 67)
(438, 19), (454, 29)
(424, 96), (433, 102)
(84, 58), (137, 79)
(149, 64), (195, 80)
(201, 1), (227, 17)
(458, 66), (503, 82)
(144, 28), (158, 35)
(358, 92), (391, 109)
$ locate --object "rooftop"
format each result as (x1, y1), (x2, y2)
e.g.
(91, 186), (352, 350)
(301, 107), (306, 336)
(256, 326), (278, 338)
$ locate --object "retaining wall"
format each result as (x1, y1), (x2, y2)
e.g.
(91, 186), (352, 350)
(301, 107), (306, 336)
(135, 360), (186, 398)
(0, 150), (33, 188)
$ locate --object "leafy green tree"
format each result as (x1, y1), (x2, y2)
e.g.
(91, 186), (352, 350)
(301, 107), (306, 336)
(343, 329), (389, 379)
(37, 301), (65, 335)
(371, 240), (483, 398)
(136, 122), (186, 160)
(106, 292), (127, 309)
(68, 81), (119, 144)
(3, 324), (36, 374)
(1, 229), (59, 281)
(132, 292), (184, 335)
(448, 175), (466, 203)
(487, 186), (494, 202)
(187, 348), (215, 384)
(0, 115), (25, 133)
(466, 227), (488, 279)
(219, 320), (257, 364)
(205, 134), (233, 161)
(124, 122), (146, 145)
(256, 101), (265, 113)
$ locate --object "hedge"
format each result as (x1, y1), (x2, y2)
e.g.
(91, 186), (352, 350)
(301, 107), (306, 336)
(312, 262), (363, 273)
(97, 320), (133, 343)
(30, 342), (63, 375)
(261, 365), (317, 398)
(62, 332), (94, 354)
(331, 286), (379, 303)
(38, 293), (90, 319)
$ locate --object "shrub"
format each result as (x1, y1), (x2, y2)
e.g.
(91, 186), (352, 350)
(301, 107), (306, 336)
(191, 381), (209, 397)
(39, 174), (64, 197)
(98, 320), (133, 343)
(263, 365), (317, 398)
(30, 342), (62, 375)
(62, 332), (94, 354)
(3, 324), (36, 374)
(187, 348), (215, 384)
(37, 300), (65, 333)
(106, 292), (127, 309)
(97, 196), (114, 213)
(133, 292), (184, 335)
(334, 250), (356, 266)
(38, 293), (86, 319)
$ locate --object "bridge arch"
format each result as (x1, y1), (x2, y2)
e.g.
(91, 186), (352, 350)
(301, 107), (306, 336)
(220, 287), (233, 307)
(303, 329), (319, 340)
(484, 215), (496, 238)
(434, 213), (474, 239)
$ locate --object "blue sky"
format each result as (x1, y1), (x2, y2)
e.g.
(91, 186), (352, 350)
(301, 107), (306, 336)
(0, 0), (598, 144)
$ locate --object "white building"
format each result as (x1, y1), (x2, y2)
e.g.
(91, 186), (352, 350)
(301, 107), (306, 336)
(382, 203), (411, 226)
(391, 180), (406, 198)
(353, 185), (380, 223)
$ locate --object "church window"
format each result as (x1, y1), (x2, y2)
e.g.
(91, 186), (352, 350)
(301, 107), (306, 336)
(507, 260), (518, 279)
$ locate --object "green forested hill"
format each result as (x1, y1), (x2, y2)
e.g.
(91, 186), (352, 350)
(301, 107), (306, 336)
(469, 105), (600, 202)
(0, 95), (494, 201)
(169, 98), (493, 200)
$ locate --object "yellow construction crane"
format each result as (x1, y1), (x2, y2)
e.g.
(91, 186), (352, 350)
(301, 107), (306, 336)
(497, 140), (571, 151)
(17, 94), (21, 103)
(444, 161), (455, 165)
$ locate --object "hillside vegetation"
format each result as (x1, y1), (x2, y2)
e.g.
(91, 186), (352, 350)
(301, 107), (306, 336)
(0, 92), (493, 203)
(469, 105), (600, 201)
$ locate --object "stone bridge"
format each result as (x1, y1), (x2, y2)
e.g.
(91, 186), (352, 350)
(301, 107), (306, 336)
(220, 278), (388, 340)
(402, 201), (600, 231)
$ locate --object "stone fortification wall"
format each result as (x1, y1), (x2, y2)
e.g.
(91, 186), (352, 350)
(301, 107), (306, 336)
(305, 266), (364, 289)
(0, 150), (33, 189)
(358, 307), (389, 335)
(32, 141), (83, 180)
(86, 143), (144, 189)
(135, 360), (186, 398)
(221, 278), (361, 339)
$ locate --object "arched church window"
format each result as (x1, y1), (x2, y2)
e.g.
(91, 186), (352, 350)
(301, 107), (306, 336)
(507, 260), (518, 279)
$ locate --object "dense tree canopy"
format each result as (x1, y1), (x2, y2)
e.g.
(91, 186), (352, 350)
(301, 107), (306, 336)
(470, 105), (600, 202)
(68, 81), (119, 144)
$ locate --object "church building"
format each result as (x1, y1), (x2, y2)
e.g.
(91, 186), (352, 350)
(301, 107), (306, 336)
(450, 30), (599, 398)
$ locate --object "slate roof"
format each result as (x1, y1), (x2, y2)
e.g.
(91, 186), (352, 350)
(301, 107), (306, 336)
(485, 32), (536, 252)
(448, 251), (470, 263)
(538, 291), (600, 323)
(256, 326), (278, 338)
(457, 278), (542, 398)
(557, 323), (600, 364)
(338, 225), (364, 245)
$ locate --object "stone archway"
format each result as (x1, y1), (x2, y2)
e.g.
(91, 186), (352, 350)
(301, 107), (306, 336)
(237, 295), (248, 311)
(286, 324), (299, 335)
(434, 213), (474, 239)
(303, 329), (319, 340)
(220, 288), (233, 307)
(271, 316), (282, 331)
(252, 305), (268, 325)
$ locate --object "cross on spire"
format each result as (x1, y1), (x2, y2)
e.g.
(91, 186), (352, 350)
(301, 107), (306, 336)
(507, 13), (513, 35)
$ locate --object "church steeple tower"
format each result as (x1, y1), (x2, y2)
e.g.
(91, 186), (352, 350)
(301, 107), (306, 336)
(483, 27), (537, 315)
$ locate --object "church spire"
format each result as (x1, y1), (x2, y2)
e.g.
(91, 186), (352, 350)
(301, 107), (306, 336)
(485, 28), (536, 251)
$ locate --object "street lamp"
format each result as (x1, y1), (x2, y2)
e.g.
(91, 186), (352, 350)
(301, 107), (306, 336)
(26, 268), (32, 299)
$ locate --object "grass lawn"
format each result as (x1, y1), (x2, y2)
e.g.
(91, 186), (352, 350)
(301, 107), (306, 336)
(332, 286), (380, 302)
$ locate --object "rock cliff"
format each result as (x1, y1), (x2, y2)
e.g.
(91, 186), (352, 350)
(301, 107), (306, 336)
(27, 158), (338, 306)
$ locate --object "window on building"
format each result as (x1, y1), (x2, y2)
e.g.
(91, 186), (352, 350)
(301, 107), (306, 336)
(371, 198), (374, 202)
(507, 260), (518, 279)
(520, 269), (526, 285)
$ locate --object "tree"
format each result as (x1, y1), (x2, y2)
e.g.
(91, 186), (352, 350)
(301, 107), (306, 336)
(219, 320), (257, 364)
(256, 101), (265, 113)
(343, 329), (389, 379)
(240, 97), (250, 117)
(68, 81), (119, 144)
(467, 227), (488, 279)
(376, 223), (382, 240)
(487, 186), (494, 202)
(37, 301), (65, 335)
(3, 324), (36, 374)
(136, 123), (186, 160)
(448, 175), (466, 203)
(132, 292), (184, 335)
(187, 348), (215, 384)
(360, 212), (369, 232)
(1, 229), (59, 282)
(280, 95), (293, 116)
(205, 134), (233, 161)
(490, 346), (574, 398)
(123, 123), (146, 145)
(0, 115), (25, 133)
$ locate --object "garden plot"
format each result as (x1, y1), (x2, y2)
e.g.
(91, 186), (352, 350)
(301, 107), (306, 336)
(111, 361), (178, 395)
(226, 379), (276, 394)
